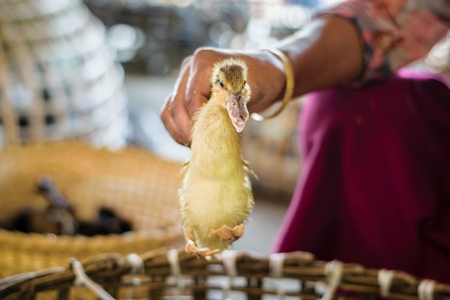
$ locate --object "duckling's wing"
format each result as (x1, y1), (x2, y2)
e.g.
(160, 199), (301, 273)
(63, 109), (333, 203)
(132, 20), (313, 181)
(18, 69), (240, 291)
(179, 158), (190, 174)
(242, 158), (258, 180)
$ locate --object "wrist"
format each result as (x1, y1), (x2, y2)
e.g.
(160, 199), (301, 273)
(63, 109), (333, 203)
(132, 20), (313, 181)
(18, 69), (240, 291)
(245, 50), (287, 112)
(251, 49), (295, 121)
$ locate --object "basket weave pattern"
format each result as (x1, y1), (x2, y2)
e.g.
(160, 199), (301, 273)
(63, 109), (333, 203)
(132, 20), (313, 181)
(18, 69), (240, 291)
(0, 0), (128, 148)
(1, 247), (449, 300)
(0, 141), (185, 277)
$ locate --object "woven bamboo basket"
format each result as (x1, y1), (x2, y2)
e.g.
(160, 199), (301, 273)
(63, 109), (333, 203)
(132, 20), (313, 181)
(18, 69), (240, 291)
(0, 141), (185, 278)
(1, 247), (450, 300)
(0, 0), (128, 149)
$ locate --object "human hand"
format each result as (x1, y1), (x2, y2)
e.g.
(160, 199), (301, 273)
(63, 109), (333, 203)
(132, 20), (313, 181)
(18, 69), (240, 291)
(160, 47), (286, 147)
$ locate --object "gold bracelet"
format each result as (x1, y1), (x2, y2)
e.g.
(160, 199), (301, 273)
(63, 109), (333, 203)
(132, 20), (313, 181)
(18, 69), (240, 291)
(251, 48), (295, 121)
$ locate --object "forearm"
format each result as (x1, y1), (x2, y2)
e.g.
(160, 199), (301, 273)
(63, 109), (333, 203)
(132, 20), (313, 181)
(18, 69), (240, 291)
(274, 16), (364, 99)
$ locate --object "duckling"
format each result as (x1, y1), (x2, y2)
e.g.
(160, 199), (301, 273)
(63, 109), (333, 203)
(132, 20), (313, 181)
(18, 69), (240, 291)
(179, 58), (255, 257)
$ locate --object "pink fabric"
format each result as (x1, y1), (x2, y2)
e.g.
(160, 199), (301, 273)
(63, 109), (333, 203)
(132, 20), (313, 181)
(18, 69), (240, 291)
(272, 70), (450, 283)
(321, 0), (450, 81)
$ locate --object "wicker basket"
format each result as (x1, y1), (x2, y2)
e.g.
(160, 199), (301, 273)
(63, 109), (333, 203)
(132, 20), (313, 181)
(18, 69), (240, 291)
(1, 247), (450, 300)
(0, 141), (185, 278)
(0, 0), (128, 149)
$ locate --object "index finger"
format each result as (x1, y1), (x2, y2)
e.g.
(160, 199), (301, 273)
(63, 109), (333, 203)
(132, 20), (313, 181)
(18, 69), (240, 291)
(184, 57), (214, 118)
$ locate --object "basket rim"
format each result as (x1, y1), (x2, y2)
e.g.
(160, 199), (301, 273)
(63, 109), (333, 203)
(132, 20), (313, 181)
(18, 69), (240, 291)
(2, 248), (450, 299)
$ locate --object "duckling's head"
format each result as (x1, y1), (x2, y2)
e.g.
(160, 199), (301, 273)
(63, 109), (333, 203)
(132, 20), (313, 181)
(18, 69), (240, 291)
(211, 58), (251, 133)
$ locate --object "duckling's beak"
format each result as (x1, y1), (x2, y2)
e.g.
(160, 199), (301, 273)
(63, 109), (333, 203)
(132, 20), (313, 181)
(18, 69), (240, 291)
(226, 92), (249, 133)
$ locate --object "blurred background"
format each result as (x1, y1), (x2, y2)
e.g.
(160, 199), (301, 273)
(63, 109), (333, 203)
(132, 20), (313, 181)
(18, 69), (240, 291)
(0, 0), (449, 259)
(82, 0), (349, 193)
(0, 0), (335, 260)
(81, 0), (329, 254)
(83, 0), (340, 254)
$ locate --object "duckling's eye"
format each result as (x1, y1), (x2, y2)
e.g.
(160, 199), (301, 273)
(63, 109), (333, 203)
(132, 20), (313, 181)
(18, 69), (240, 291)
(218, 80), (225, 88)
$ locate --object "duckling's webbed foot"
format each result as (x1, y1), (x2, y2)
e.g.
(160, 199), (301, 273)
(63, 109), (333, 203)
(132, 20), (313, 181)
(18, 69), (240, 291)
(212, 224), (244, 242)
(184, 229), (220, 257)
(185, 240), (220, 257)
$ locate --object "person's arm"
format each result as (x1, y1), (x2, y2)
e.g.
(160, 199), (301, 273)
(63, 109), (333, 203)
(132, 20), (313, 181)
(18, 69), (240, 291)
(161, 0), (450, 147)
(160, 16), (363, 146)
(275, 15), (364, 97)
